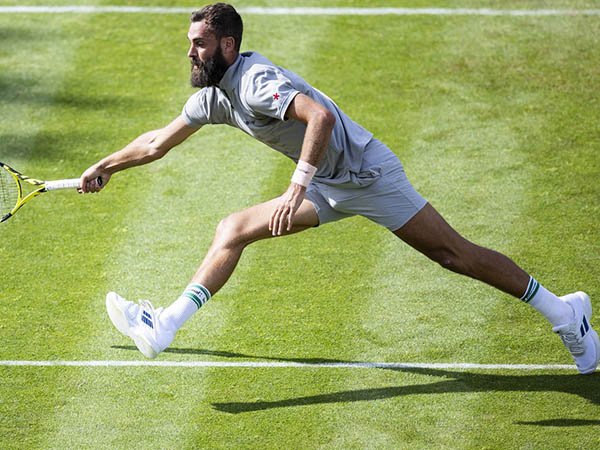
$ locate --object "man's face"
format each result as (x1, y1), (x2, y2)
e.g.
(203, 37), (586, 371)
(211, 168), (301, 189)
(187, 20), (230, 88)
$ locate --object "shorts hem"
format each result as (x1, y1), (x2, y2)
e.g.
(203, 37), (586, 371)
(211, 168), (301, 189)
(386, 199), (428, 232)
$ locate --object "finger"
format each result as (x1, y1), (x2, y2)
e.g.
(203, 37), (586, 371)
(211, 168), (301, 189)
(269, 202), (285, 232)
(268, 207), (276, 231)
(286, 209), (294, 231)
(277, 205), (290, 236)
(273, 207), (282, 236)
(86, 177), (98, 193)
(274, 207), (287, 236)
(271, 207), (282, 236)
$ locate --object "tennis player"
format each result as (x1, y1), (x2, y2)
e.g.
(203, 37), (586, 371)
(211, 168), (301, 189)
(80, 3), (598, 373)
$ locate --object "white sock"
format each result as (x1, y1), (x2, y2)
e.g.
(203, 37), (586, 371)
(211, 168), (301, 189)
(521, 276), (573, 326)
(162, 283), (211, 331)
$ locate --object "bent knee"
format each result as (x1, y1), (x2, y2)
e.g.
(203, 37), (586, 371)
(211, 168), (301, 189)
(215, 213), (249, 249)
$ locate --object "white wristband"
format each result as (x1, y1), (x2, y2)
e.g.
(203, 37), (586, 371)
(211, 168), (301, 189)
(291, 160), (317, 187)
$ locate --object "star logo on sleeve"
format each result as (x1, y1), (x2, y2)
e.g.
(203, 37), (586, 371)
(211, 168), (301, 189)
(273, 92), (280, 101)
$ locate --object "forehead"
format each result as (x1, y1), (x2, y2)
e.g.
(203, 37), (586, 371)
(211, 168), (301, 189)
(188, 20), (215, 41)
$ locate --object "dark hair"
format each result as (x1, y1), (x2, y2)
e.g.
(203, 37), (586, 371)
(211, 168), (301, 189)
(191, 3), (243, 51)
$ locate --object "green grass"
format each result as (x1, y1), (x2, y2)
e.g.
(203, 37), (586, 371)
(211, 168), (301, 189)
(3, 0), (600, 7)
(1, 3), (599, 449)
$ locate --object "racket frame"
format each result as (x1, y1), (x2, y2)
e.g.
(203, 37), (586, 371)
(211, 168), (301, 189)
(0, 162), (80, 222)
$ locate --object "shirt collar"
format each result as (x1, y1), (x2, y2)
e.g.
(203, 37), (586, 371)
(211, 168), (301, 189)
(218, 53), (243, 94)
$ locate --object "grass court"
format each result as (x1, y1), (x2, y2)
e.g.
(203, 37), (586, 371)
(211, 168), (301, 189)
(0, 1), (599, 448)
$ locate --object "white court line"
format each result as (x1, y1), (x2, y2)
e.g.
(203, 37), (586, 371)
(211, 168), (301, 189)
(0, 4), (588, 373)
(0, 6), (599, 16)
(0, 360), (575, 370)
(0, 5), (588, 373)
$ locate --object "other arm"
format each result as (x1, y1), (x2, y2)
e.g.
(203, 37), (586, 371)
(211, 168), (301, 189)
(269, 93), (336, 235)
(80, 116), (199, 193)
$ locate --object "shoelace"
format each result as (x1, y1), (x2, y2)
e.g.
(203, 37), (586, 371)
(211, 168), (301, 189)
(139, 299), (151, 312)
(558, 324), (584, 355)
(138, 300), (163, 314)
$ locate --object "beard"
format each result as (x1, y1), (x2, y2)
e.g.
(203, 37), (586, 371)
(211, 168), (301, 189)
(190, 46), (230, 88)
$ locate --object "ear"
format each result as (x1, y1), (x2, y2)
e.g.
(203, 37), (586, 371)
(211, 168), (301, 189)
(221, 36), (236, 52)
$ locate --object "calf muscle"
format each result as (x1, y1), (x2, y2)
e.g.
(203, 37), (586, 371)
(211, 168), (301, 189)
(394, 204), (530, 298)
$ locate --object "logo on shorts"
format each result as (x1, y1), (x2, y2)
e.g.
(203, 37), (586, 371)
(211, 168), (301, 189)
(273, 92), (280, 101)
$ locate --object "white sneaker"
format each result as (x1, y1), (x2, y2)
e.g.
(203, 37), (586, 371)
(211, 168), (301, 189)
(129, 300), (176, 359)
(106, 292), (139, 337)
(106, 292), (175, 359)
(553, 292), (599, 374)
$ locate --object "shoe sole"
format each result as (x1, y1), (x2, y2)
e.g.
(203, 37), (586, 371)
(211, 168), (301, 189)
(133, 334), (158, 359)
(572, 292), (599, 375)
(106, 292), (132, 337)
(130, 327), (160, 359)
(579, 329), (600, 375)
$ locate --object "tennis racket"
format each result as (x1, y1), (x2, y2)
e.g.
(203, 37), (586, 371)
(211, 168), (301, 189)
(0, 161), (101, 223)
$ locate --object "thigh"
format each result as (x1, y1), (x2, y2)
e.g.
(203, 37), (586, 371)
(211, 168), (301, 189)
(225, 196), (320, 245)
(392, 203), (467, 255)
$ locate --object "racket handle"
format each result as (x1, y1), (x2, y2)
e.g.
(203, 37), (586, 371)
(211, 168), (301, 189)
(45, 176), (103, 191)
(44, 178), (81, 190)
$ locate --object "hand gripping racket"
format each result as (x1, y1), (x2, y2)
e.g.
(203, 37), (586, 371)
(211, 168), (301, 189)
(0, 161), (101, 223)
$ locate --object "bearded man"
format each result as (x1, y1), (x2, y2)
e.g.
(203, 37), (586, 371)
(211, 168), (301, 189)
(80, 3), (598, 374)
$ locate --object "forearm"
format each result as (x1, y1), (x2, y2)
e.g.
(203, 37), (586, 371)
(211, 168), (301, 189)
(270, 110), (335, 235)
(297, 111), (334, 167)
(80, 116), (198, 193)
(93, 130), (166, 175)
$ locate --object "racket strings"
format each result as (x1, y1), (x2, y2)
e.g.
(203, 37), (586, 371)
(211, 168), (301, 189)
(0, 168), (19, 216)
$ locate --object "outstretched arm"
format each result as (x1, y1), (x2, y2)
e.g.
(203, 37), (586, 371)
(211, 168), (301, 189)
(80, 116), (200, 193)
(269, 93), (335, 235)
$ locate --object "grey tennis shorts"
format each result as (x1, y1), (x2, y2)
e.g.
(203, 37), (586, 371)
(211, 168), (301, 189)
(306, 139), (427, 231)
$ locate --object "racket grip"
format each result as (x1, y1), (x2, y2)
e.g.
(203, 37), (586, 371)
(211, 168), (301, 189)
(44, 178), (81, 190)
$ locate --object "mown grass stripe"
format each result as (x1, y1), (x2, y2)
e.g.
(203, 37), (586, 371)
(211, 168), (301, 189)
(0, 360), (576, 370)
(0, 6), (599, 16)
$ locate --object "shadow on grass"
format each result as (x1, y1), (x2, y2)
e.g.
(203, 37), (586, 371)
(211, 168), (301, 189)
(110, 345), (353, 364)
(212, 367), (599, 417)
(515, 419), (600, 427)
(111, 345), (599, 423)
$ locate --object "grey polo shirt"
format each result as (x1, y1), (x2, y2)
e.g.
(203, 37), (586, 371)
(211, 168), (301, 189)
(181, 51), (373, 183)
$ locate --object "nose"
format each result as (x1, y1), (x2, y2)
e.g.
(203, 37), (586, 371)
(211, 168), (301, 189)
(187, 44), (196, 59)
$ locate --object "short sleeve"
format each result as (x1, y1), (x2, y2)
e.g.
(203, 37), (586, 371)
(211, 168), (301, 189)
(181, 90), (209, 127)
(181, 87), (233, 127)
(244, 66), (300, 121)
